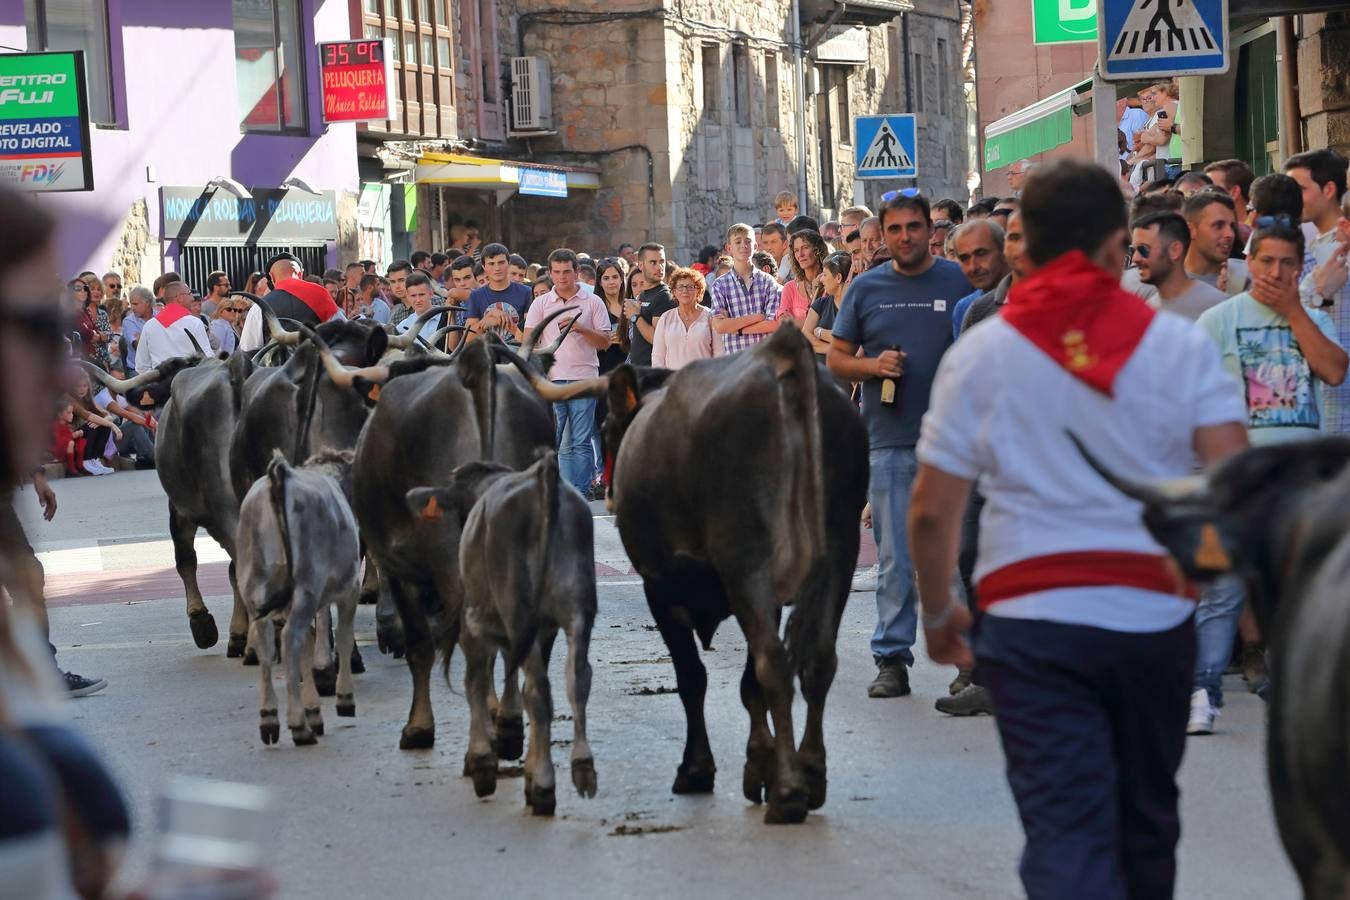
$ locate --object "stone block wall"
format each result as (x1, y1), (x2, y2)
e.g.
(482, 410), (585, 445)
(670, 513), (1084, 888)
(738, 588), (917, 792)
(1297, 12), (1350, 156)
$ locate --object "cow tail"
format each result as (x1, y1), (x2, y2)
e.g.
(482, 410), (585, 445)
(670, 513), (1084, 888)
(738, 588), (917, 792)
(506, 450), (556, 671)
(257, 450), (296, 617)
(775, 334), (827, 661)
(293, 345), (321, 463)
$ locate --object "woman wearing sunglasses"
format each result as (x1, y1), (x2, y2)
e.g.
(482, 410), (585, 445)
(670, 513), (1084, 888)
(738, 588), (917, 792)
(209, 298), (245, 354)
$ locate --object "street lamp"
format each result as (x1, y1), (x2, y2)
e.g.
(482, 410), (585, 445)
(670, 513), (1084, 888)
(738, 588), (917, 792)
(279, 176), (321, 194)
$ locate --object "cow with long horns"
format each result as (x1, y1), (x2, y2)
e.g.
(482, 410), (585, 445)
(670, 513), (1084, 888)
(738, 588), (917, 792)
(497, 324), (869, 824)
(1074, 436), (1350, 900)
(338, 313), (571, 754)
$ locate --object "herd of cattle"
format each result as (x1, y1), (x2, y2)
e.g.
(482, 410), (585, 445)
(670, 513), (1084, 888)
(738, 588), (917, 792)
(81, 293), (1346, 891)
(83, 296), (867, 825)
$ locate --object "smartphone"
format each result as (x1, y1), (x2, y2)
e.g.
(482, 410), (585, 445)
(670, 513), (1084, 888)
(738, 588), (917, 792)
(1157, 111), (1168, 120)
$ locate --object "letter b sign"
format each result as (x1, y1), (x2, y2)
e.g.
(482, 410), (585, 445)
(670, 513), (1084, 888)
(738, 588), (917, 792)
(1033, 0), (1098, 44)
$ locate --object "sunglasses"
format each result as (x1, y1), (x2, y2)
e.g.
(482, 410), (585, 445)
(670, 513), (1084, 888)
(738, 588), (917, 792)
(881, 187), (923, 201)
(1254, 214), (1294, 229)
(1131, 243), (1153, 259)
(106, 282), (122, 291)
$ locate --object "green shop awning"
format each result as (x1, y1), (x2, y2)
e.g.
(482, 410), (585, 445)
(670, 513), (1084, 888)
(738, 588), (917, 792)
(984, 79), (1092, 172)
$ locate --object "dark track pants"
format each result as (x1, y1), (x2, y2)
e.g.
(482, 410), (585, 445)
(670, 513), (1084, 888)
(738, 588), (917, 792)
(977, 615), (1195, 900)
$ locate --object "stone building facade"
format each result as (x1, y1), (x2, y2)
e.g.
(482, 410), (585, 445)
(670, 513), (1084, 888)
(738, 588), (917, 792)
(470, 0), (971, 262)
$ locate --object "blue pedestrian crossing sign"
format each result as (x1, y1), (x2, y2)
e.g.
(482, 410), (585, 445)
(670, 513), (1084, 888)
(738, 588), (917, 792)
(854, 115), (917, 180)
(1097, 0), (1229, 80)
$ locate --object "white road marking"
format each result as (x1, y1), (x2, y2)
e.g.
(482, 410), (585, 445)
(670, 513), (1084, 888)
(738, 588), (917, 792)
(36, 518), (634, 577)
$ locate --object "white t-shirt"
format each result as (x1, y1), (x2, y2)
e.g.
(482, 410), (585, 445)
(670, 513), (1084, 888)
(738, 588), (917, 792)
(136, 312), (212, 370)
(917, 312), (1246, 632)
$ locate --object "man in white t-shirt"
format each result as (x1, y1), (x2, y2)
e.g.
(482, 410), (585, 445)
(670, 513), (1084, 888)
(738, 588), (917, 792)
(136, 280), (212, 370)
(908, 160), (1248, 899)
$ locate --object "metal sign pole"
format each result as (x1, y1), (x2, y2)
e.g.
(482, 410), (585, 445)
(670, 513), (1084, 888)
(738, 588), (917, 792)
(1091, 66), (1120, 180)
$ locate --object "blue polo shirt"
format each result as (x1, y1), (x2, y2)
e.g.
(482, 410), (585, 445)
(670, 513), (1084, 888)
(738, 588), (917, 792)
(832, 256), (972, 449)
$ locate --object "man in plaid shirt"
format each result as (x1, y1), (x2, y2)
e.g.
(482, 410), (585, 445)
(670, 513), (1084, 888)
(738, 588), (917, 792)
(711, 222), (782, 353)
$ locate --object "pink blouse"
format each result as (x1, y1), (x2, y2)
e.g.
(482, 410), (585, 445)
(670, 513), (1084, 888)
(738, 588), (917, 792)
(777, 278), (817, 322)
(652, 305), (723, 368)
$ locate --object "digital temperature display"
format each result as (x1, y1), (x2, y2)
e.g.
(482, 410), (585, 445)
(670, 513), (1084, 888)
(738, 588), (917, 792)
(318, 38), (395, 123)
(323, 40), (384, 67)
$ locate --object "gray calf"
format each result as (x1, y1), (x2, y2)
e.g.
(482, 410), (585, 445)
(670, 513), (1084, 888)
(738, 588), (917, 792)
(238, 450), (361, 746)
(407, 451), (597, 815)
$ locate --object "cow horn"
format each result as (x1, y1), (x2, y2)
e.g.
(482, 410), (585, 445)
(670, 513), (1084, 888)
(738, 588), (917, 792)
(386, 306), (460, 350)
(491, 342), (608, 401)
(520, 305), (579, 358)
(185, 331), (207, 358)
(296, 322), (390, 390)
(77, 359), (163, 394)
(1067, 431), (1207, 504)
(425, 323), (466, 353)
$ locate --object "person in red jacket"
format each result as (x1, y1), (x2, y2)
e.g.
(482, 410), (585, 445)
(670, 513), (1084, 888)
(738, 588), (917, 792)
(50, 398), (89, 477)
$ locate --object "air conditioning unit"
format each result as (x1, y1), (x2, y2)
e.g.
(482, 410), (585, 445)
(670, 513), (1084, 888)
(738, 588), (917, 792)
(511, 56), (554, 132)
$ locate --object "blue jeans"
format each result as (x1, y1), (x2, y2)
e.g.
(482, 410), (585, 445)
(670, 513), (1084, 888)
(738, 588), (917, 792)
(1193, 575), (1244, 708)
(553, 385), (597, 497)
(869, 447), (920, 664)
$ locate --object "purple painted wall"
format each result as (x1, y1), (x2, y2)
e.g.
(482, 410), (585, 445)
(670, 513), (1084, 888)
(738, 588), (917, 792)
(0, 0), (358, 279)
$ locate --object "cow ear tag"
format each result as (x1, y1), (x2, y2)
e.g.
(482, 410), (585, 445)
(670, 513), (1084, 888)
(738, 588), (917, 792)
(419, 495), (443, 520)
(367, 384), (381, 402)
(1194, 523), (1231, 571)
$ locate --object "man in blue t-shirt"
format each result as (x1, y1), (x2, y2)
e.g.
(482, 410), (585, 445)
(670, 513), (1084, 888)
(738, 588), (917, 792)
(465, 242), (534, 344)
(828, 193), (973, 699)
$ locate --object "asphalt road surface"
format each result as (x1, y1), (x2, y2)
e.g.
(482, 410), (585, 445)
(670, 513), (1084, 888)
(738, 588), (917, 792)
(19, 471), (1298, 899)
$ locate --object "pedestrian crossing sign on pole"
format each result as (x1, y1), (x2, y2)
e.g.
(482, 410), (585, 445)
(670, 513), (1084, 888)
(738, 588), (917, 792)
(854, 115), (918, 179)
(1097, 0), (1229, 80)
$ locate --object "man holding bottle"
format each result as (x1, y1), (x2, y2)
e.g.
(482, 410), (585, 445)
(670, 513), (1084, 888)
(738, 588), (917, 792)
(828, 193), (973, 698)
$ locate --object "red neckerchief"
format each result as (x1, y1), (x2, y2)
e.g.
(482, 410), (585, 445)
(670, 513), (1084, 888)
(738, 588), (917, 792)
(274, 277), (340, 322)
(1000, 250), (1155, 397)
(154, 304), (191, 327)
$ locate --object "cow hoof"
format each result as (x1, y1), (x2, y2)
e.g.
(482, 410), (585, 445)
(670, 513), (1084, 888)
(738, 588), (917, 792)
(224, 630), (244, 657)
(259, 709), (279, 745)
(527, 785), (556, 817)
(764, 783), (810, 824)
(742, 763), (766, 805)
(803, 763), (827, 810)
(350, 646), (365, 674)
(242, 646), (259, 666)
(376, 622), (405, 659)
(399, 725), (434, 750)
(493, 716), (525, 761)
(336, 694), (356, 718)
(763, 799), (809, 825)
(466, 752), (498, 797)
(304, 707), (324, 736)
(189, 611), (219, 649)
(311, 665), (337, 697)
(571, 758), (597, 798)
(672, 763), (716, 795)
(291, 726), (317, 747)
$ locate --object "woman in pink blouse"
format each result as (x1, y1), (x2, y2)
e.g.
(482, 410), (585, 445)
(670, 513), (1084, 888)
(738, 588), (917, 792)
(651, 267), (723, 369)
(777, 229), (828, 325)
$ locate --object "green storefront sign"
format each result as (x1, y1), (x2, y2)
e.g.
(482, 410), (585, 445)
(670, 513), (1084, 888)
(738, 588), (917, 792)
(0, 51), (93, 192)
(1032, 0), (1097, 45)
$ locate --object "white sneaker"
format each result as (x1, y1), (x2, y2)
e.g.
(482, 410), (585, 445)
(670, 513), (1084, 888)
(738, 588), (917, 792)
(94, 460), (114, 475)
(1187, 688), (1217, 735)
(82, 459), (103, 475)
(851, 563), (879, 593)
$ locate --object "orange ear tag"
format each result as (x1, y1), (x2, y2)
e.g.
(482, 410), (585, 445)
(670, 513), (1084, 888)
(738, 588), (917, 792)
(419, 495), (443, 520)
(1194, 524), (1232, 571)
(367, 384), (381, 402)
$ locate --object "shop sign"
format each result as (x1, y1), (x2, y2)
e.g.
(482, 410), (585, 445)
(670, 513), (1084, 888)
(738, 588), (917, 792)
(319, 38), (395, 122)
(161, 186), (338, 242)
(0, 51), (93, 192)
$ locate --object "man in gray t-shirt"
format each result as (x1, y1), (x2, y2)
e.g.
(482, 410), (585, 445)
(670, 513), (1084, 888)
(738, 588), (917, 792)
(1130, 211), (1227, 322)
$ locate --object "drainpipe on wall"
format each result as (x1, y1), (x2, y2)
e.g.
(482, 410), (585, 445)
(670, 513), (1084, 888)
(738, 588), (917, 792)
(1277, 16), (1302, 161)
(792, 0), (809, 212)
(901, 12), (912, 114)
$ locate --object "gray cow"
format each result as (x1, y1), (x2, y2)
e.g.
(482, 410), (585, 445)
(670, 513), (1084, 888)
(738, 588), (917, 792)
(238, 450), (361, 746)
(407, 450), (597, 816)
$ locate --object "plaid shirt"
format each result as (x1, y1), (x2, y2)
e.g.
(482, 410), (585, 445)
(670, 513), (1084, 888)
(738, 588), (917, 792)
(1302, 228), (1350, 435)
(710, 267), (781, 354)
